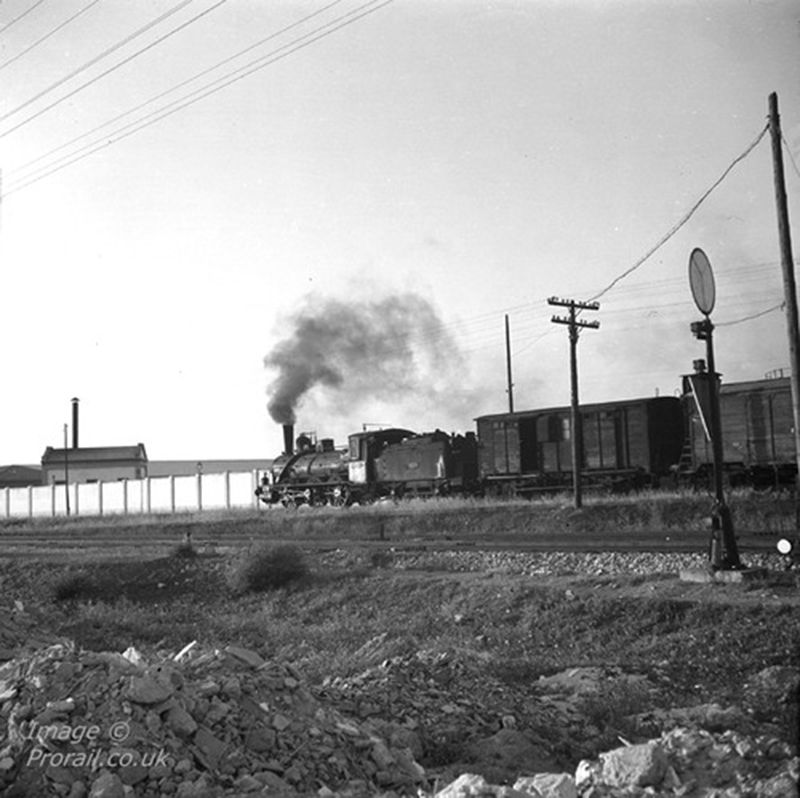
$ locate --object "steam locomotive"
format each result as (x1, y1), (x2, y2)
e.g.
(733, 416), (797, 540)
(256, 367), (797, 506)
(256, 425), (479, 507)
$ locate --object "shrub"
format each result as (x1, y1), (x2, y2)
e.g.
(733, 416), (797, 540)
(51, 571), (96, 602)
(171, 540), (198, 559)
(227, 544), (310, 595)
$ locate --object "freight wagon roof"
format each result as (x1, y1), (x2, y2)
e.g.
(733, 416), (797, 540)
(718, 376), (790, 395)
(475, 395), (679, 423)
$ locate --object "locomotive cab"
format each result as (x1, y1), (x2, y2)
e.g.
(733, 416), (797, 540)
(347, 428), (415, 491)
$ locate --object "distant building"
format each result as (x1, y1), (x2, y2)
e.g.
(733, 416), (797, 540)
(0, 464), (42, 488)
(41, 445), (148, 484)
(147, 459), (271, 477)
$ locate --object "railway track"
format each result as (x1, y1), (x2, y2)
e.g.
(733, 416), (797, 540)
(0, 525), (783, 561)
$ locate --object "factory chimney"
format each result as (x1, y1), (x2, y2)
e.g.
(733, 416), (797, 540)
(71, 397), (79, 449)
(282, 424), (294, 457)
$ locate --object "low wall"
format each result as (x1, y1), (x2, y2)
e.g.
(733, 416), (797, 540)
(1, 471), (263, 519)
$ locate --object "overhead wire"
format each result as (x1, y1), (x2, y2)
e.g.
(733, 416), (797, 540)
(0, 0), (103, 73)
(717, 303), (785, 327)
(588, 124), (770, 303)
(0, 0), (47, 36)
(1, 4), (789, 365)
(3, 0), (396, 197)
(0, 0), (195, 127)
(782, 131), (800, 181)
(0, 0), (228, 139)
(7, 0), (349, 180)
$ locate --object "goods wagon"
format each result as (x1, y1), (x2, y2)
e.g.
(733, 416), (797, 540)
(681, 372), (796, 487)
(475, 396), (685, 495)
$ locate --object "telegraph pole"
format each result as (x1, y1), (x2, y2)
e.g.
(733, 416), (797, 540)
(505, 314), (514, 413)
(63, 423), (71, 516)
(548, 297), (600, 508)
(768, 92), (800, 506)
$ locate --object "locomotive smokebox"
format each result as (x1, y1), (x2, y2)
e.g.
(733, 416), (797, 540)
(282, 424), (294, 456)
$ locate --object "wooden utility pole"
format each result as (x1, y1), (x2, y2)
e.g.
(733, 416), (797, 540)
(505, 314), (514, 413)
(768, 92), (800, 506)
(548, 297), (600, 508)
(63, 423), (70, 516)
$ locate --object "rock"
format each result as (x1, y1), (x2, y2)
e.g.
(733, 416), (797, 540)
(126, 671), (174, 704)
(513, 773), (577, 798)
(165, 704), (198, 737)
(435, 772), (532, 797)
(224, 645), (266, 669)
(467, 729), (557, 783)
(88, 771), (126, 798)
(747, 665), (800, 704)
(598, 741), (667, 788)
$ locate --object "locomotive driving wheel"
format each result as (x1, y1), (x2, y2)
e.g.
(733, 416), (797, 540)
(330, 485), (350, 507)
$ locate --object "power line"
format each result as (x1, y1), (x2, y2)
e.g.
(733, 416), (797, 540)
(588, 124), (770, 302)
(0, 0), (195, 128)
(0, 0), (103, 73)
(1, 0), (227, 139)
(0, 0), (47, 36)
(782, 131), (800, 182)
(717, 302), (784, 327)
(3, 0), (396, 196)
(7, 0), (349, 180)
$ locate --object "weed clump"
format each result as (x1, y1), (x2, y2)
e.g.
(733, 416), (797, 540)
(51, 571), (96, 602)
(227, 544), (310, 595)
(171, 540), (198, 559)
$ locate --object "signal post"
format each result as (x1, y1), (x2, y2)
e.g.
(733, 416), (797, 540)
(688, 249), (743, 570)
(548, 297), (600, 508)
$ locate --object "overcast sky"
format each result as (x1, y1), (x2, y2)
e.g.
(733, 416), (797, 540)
(1, 0), (799, 464)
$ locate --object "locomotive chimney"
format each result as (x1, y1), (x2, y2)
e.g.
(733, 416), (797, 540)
(71, 397), (79, 449)
(282, 424), (294, 456)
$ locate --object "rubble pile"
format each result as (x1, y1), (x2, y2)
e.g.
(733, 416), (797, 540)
(0, 600), (797, 797)
(432, 726), (799, 797)
(0, 638), (426, 797)
(318, 645), (563, 776)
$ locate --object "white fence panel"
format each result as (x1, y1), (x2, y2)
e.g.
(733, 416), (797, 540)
(77, 483), (100, 516)
(7, 487), (31, 518)
(231, 471), (258, 508)
(148, 476), (175, 513)
(174, 475), (199, 511)
(201, 473), (226, 510)
(51, 484), (76, 516)
(31, 486), (54, 517)
(102, 481), (127, 515)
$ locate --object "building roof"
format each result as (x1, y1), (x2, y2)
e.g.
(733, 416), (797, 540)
(41, 444), (148, 466)
(0, 464), (42, 485)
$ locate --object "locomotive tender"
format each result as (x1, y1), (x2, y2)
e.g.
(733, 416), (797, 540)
(257, 370), (798, 505)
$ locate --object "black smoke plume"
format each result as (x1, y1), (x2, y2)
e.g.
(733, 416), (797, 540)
(264, 292), (465, 425)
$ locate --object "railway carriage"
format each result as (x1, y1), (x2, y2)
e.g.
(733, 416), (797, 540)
(475, 396), (685, 495)
(681, 372), (796, 487)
